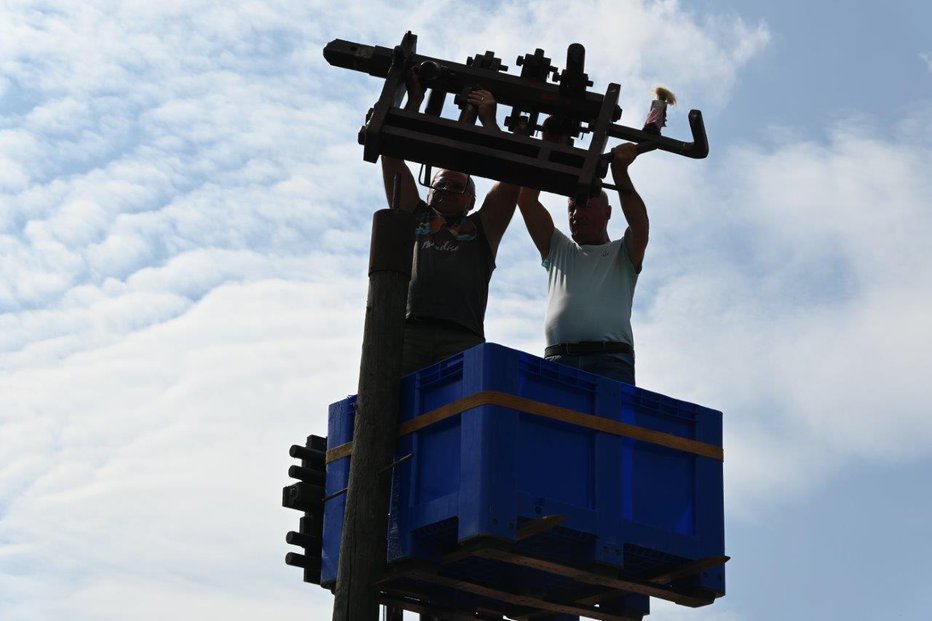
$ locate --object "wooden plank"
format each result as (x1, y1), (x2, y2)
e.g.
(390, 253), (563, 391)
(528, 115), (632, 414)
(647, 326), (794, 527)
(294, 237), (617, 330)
(570, 592), (647, 620)
(398, 568), (629, 621)
(378, 592), (487, 621)
(466, 548), (713, 608)
(647, 555), (730, 585)
(378, 572), (527, 619)
(441, 537), (508, 564)
(516, 515), (566, 541)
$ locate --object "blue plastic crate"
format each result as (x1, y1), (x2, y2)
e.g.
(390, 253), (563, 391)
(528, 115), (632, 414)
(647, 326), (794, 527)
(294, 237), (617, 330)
(320, 395), (355, 588)
(321, 343), (726, 608)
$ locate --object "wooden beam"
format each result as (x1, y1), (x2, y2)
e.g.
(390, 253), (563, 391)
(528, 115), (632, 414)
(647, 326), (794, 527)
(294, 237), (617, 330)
(516, 515), (566, 541)
(464, 547), (713, 608)
(394, 568), (629, 621)
(646, 555), (730, 585)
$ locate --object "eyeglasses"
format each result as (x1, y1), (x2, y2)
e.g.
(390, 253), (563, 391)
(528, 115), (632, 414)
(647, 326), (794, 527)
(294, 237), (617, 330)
(429, 177), (472, 195)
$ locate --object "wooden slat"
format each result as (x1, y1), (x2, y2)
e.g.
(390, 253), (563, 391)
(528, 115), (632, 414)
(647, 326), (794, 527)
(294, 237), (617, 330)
(378, 566), (539, 619)
(397, 567), (629, 621)
(516, 515), (566, 541)
(647, 555), (730, 585)
(466, 547), (713, 608)
(574, 589), (618, 605)
(441, 537), (506, 564)
(378, 592), (487, 621)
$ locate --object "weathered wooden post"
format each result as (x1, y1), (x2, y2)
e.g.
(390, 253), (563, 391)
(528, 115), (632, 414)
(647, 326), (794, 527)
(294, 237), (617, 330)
(331, 197), (414, 620)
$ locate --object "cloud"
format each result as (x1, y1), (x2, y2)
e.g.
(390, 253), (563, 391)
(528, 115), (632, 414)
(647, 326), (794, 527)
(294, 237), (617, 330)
(490, 106), (932, 519)
(921, 51), (932, 71)
(0, 279), (363, 620)
(622, 111), (932, 516)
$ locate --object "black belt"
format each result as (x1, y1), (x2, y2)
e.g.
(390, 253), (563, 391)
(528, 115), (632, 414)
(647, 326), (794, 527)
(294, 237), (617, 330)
(545, 341), (633, 357)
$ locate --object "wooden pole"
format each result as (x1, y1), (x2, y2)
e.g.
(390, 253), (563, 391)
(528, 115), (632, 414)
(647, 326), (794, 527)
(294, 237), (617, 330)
(332, 204), (414, 621)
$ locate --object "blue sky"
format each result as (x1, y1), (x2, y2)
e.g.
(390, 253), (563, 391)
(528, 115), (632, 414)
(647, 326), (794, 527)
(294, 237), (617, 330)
(1, 1), (930, 619)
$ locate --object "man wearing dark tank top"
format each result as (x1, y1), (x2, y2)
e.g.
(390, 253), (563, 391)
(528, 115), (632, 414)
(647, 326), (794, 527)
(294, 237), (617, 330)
(380, 74), (520, 375)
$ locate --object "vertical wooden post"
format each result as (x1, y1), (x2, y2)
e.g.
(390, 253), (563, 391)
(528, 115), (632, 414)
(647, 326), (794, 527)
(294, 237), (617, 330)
(332, 205), (414, 621)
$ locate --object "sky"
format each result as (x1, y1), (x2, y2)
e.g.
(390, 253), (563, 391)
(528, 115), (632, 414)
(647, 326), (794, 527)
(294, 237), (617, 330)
(1, 0), (930, 619)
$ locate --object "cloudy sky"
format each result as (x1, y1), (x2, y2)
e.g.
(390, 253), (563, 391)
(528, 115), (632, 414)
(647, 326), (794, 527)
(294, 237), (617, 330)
(1, 0), (930, 619)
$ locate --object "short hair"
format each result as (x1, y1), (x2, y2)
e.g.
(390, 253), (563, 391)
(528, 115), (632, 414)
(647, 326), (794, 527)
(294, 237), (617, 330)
(432, 169), (476, 196)
(568, 190), (608, 208)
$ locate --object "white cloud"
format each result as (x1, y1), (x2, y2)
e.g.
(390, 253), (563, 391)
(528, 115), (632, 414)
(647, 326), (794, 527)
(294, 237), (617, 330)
(619, 111), (932, 516)
(0, 279), (363, 620)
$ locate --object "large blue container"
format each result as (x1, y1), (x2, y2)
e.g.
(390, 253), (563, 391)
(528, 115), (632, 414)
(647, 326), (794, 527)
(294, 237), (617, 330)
(321, 343), (725, 614)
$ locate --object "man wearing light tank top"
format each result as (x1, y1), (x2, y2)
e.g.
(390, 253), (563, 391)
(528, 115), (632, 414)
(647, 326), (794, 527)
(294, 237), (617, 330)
(518, 122), (648, 385)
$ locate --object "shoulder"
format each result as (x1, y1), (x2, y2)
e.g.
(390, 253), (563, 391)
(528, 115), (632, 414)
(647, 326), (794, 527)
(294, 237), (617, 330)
(542, 228), (573, 269)
(551, 227), (571, 247)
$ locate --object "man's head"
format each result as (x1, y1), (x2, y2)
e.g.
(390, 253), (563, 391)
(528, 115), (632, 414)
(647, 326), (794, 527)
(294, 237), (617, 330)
(427, 169), (476, 217)
(567, 191), (611, 245)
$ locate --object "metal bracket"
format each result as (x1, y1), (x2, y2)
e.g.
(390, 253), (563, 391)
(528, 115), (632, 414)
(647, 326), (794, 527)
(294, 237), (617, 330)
(325, 31), (708, 203)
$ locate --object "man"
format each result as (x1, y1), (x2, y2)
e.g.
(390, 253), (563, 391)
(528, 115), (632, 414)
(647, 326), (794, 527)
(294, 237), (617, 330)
(381, 77), (519, 375)
(517, 128), (648, 385)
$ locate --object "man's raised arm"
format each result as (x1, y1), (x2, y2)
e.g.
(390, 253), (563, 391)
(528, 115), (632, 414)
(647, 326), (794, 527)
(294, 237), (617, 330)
(610, 143), (649, 270)
(472, 89), (519, 256)
(515, 117), (570, 260)
(516, 187), (556, 261)
(380, 72), (425, 213)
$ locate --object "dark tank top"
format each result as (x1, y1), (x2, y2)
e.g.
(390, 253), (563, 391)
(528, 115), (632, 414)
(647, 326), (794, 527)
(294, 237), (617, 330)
(406, 200), (495, 337)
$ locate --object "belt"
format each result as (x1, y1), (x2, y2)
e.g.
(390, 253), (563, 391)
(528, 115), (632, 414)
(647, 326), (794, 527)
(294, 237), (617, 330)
(545, 341), (634, 357)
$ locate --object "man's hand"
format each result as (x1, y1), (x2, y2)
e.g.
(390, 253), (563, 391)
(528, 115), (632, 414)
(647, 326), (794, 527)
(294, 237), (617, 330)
(541, 115), (574, 146)
(610, 143), (638, 177)
(467, 89), (497, 128)
(404, 69), (425, 111)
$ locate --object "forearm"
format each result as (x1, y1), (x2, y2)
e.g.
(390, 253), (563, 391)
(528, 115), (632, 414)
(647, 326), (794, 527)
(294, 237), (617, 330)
(376, 73), (424, 211)
(380, 156), (419, 211)
(478, 180), (519, 254)
(612, 168), (649, 244)
(517, 188), (555, 259)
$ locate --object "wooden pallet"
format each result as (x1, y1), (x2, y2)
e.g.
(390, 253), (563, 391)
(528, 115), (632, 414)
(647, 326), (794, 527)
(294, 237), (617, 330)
(376, 515), (728, 619)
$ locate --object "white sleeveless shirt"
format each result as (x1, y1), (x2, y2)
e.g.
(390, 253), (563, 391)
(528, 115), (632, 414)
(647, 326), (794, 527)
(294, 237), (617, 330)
(542, 228), (639, 347)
